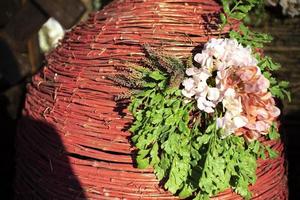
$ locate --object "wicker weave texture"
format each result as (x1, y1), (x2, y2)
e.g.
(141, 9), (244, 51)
(15, 0), (287, 199)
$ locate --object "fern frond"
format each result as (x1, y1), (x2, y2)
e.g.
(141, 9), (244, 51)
(114, 89), (143, 101)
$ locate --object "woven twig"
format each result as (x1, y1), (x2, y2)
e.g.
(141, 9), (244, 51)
(15, 0), (287, 199)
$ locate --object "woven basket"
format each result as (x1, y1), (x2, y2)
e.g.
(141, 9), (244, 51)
(15, 0), (288, 199)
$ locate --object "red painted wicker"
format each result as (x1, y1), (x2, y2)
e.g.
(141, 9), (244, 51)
(15, 0), (288, 199)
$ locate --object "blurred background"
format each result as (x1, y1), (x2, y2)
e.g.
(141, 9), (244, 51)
(0, 0), (299, 199)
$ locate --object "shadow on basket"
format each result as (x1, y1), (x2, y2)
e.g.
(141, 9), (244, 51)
(14, 117), (87, 199)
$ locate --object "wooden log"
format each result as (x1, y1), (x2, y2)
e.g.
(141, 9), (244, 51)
(2, 0), (48, 51)
(32, 0), (85, 29)
(0, 0), (86, 89)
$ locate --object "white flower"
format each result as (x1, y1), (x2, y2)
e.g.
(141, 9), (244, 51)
(183, 66), (215, 112)
(195, 81), (208, 96)
(183, 38), (260, 117)
(182, 78), (196, 98)
(216, 117), (226, 130)
(215, 60), (227, 71)
(233, 116), (248, 128)
(216, 88), (248, 138)
(222, 95), (242, 116)
(182, 67), (220, 114)
(224, 88), (236, 97)
(227, 46), (257, 67)
(207, 87), (220, 101)
(205, 38), (227, 59)
(185, 68), (211, 81)
(182, 88), (196, 98)
(196, 38), (258, 71)
(197, 97), (206, 111)
(197, 97), (215, 113)
(217, 113), (248, 138)
(194, 52), (213, 69)
(194, 69), (211, 82)
(186, 67), (199, 76)
(182, 78), (195, 91)
(217, 113), (235, 138)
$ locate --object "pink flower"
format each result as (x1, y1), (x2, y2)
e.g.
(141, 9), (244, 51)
(217, 66), (280, 142)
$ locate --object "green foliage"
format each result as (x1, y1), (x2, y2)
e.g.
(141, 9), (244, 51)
(257, 56), (291, 101)
(220, 0), (263, 27)
(121, 48), (270, 199)
(267, 122), (281, 140)
(229, 24), (272, 49)
(109, 45), (281, 199)
(129, 81), (267, 199)
(243, 2), (268, 26)
(220, 0), (271, 50)
(220, 0), (291, 102)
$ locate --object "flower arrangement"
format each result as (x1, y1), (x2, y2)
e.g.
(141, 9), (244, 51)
(109, 0), (290, 199)
(182, 38), (280, 142)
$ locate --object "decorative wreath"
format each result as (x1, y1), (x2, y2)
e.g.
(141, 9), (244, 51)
(109, 0), (290, 199)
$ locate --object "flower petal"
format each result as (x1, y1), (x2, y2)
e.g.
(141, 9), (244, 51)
(233, 116), (248, 128)
(186, 67), (198, 76)
(182, 78), (195, 91)
(182, 89), (195, 98)
(207, 87), (220, 101)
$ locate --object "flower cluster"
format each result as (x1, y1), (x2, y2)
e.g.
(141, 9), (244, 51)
(182, 38), (280, 141)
